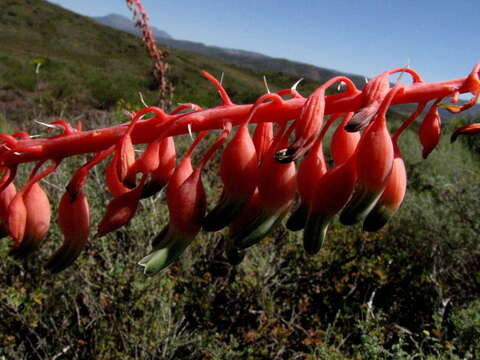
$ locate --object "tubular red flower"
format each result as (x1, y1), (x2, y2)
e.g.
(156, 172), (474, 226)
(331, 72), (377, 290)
(419, 99), (442, 159)
(303, 113), (361, 253)
(363, 143), (407, 232)
(287, 114), (340, 231)
(148, 135), (198, 250)
(231, 130), (296, 250)
(346, 67), (423, 132)
(303, 156), (357, 254)
(10, 183), (51, 257)
(46, 190), (90, 273)
(279, 77), (358, 162)
(340, 86), (402, 225)
(7, 191), (27, 247)
(117, 134), (136, 185)
(141, 136), (176, 198)
(331, 112), (360, 166)
(346, 71), (390, 132)
(203, 123), (258, 231)
(140, 126), (230, 274)
(97, 175), (147, 237)
(0, 181), (16, 238)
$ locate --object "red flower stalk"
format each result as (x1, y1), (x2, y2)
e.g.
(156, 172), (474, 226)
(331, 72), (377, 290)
(0, 61), (477, 272)
(126, 0), (172, 108)
(0, 65), (476, 169)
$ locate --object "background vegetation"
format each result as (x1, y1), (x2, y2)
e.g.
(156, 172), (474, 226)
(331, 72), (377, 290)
(0, 0), (479, 359)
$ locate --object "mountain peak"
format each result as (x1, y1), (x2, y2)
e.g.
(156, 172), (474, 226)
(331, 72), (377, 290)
(92, 13), (172, 39)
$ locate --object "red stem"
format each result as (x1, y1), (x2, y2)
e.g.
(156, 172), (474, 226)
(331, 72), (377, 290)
(0, 76), (470, 167)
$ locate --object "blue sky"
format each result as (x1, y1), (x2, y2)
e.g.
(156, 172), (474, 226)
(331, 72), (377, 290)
(48, 0), (479, 86)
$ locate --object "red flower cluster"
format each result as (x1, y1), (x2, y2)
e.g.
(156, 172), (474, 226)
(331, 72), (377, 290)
(0, 64), (478, 274)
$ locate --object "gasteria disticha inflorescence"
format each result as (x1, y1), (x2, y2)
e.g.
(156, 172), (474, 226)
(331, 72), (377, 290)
(0, 63), (479, 274)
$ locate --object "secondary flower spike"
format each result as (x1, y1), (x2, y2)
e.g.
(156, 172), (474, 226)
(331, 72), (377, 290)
(0, 61), (478, 273)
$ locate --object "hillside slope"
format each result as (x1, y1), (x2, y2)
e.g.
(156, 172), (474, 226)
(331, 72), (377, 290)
(0, 0), (331, 124)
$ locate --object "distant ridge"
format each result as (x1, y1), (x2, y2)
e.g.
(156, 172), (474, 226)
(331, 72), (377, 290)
(92, 14), (172, 40)
(92, 13), (366, 88)
(91, 14), (480, 119)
